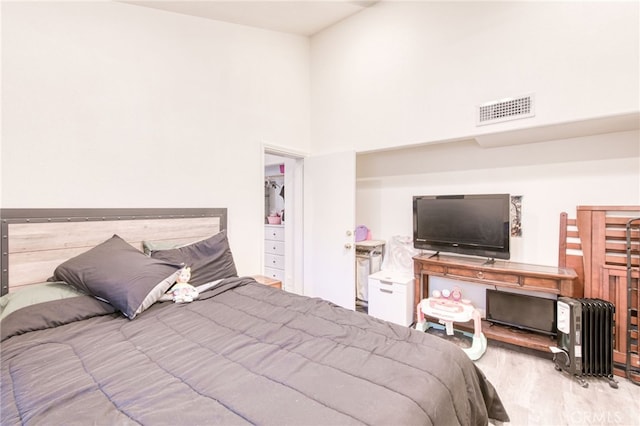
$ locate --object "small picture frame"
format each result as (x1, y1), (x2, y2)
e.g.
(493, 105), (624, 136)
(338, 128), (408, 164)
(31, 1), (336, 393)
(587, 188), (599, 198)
(510, 195), (522, 237)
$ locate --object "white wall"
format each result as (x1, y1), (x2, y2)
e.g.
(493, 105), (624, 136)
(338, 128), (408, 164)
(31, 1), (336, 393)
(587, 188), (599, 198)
(311, 1), (639, 154)
(312, 1), (639, 307)
(3, 1), (639, 288)
(356, 130), (640, 267)
(356, 129), (639, 312)
(1, 2), (311, 275)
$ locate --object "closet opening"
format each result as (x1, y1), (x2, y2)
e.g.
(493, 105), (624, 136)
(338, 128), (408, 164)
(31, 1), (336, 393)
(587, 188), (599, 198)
(263, 147), (304, 295)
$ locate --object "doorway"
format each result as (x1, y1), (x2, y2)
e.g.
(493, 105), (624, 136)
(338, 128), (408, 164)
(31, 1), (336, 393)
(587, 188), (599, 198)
(263, 146), (304, 295)
(262, 147), (357, 309)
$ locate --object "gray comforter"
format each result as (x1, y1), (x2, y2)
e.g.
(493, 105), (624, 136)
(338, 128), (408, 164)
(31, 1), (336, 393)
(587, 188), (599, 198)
(1, 277), (509, 425)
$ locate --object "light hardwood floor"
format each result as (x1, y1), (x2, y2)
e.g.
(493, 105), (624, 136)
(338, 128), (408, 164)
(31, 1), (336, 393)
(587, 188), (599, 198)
(474, 344), (640, 426)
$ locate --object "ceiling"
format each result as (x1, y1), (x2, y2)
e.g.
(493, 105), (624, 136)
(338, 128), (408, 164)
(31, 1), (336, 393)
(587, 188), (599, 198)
(122, 1), (378, 36)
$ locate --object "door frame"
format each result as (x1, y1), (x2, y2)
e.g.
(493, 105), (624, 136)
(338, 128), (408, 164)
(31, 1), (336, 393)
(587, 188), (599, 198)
(262, 143), (306, 295)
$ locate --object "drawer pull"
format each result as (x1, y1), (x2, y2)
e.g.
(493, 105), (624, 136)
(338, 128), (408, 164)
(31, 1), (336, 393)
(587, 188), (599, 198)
(380, 289), (393, 294)
(380, 280), (393, 285)
(477, 271), (484, 279)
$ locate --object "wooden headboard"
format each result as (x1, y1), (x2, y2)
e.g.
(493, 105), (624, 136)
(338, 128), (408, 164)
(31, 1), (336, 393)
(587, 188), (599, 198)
(0, 208), (227, 295)
(559, 205), (640, 299)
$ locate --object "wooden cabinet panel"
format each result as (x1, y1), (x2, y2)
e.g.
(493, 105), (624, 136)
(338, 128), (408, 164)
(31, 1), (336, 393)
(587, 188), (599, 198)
(445, 266), (521, 286)
(521, 276), (566, 293)
(414, 254), (577, 298)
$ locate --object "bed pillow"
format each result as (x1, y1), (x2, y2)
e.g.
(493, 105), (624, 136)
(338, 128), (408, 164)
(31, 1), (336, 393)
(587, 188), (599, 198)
(0, 282), (86, 321)
(150, 230), (238, 286)
(52, 234), (181, 319)
(142, 240), (190, 256)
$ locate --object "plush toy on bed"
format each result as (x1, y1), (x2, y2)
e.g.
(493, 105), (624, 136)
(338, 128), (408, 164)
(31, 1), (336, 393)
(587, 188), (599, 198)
(170, 267), (199, 303)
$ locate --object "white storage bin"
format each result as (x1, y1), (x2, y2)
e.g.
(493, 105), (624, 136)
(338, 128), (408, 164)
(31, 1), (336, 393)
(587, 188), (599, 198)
(368, 271), (414, 326)
(265, 226), (285, 241)
(264, 267), (285, 282)
(264, 240), (285, 255)
(265, 253), (285, 269)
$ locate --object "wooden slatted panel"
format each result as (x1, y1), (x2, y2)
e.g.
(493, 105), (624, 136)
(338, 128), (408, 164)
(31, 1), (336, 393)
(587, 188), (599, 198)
(606, 254), (639, 268)
(570, 206), (640, 377)
(602, 268), (626, 366)
(605, 241), (640, 253)
(603, 217), (638, 265)
(575, 206), (640, 299)
(606, 229), (640, 239)
(559, 212), (584, 296)
(8, 218), (219, 253)
(6, 217), (220, 289)
(605, 267), (640, 375)
(565, 242), (582, 251)
(629, 268), (640, 372)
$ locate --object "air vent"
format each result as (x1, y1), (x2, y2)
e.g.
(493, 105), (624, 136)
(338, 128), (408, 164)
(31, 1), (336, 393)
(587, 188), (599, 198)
(477, 94), (535, 126)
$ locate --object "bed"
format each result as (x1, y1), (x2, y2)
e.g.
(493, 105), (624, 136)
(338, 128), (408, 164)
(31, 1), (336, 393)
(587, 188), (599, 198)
(1, 208), (509, 425)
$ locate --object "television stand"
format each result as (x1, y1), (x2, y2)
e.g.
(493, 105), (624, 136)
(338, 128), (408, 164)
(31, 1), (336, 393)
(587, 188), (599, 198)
(413, 253), (580, 352)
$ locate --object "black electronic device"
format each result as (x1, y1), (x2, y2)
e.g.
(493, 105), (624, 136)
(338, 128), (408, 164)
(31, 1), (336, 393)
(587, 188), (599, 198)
(554, 297), (617, 388)
(412, 193), (511, 260)
(486, 289), (557, 336)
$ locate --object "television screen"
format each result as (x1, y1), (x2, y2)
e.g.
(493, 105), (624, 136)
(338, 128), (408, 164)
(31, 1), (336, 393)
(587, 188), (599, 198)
(486, 289), (557, 336)
(412, 194), (510, 260)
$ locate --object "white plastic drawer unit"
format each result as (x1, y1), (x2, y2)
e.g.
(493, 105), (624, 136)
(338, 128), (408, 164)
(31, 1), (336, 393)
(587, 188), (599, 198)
(368, 271), (414, 326)
(265, 253), (284, 269)
(265, 226), (284, 241)
(264, 240), (285, 255)
(264, 224), (285, 288)
(264, 267), (285, 282)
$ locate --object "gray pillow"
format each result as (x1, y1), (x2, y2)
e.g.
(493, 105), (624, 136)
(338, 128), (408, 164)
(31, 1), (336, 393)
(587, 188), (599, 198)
(142, 240), (189, 256)
(0, 282), (85, 321)
(150, 230), (238, 286)
(52, 235), (181, 319)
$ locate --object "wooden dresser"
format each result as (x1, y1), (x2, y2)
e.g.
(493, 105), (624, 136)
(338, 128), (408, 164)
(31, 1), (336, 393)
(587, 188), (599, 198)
(413, 254), (579, 352)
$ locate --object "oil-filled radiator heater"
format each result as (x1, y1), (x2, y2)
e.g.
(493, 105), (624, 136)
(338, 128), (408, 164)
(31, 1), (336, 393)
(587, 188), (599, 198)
(553, 297), (618, 388)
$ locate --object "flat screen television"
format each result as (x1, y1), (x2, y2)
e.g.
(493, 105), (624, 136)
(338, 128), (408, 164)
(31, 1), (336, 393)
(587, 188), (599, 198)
(412, 193), (511, 260)
(486, 289), (557, 336)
